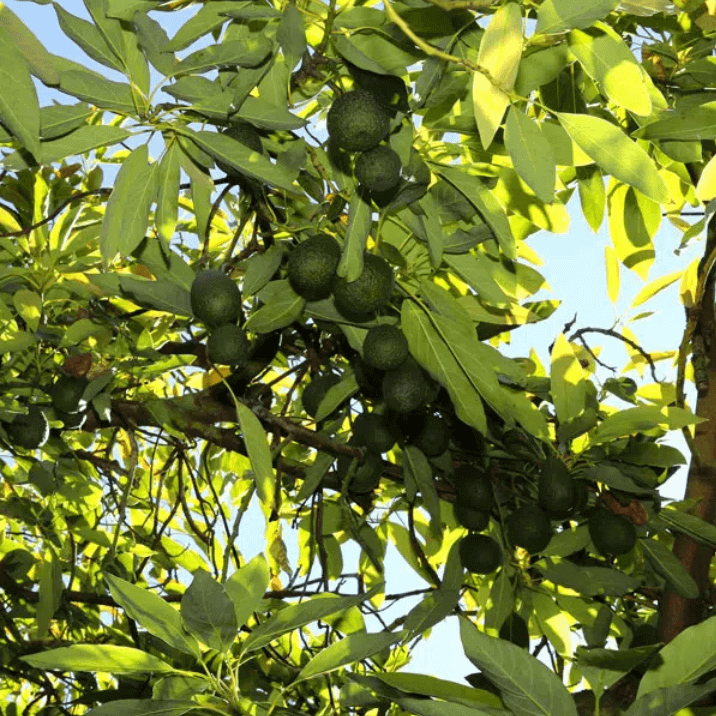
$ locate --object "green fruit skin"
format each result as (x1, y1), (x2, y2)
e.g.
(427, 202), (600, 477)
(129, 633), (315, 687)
(4, 407), (49, 449)
(506, 504), (553, 553)
(336, 449), (383, 493)
(353, 357), (384, 400)
(499, 613), (530, 649)
(362, 324), (409, 371)
(459, 533), (502, 574)
(327, 90), (390, 153)
(207, 324), (251, 366)
(382, 360), (428, 414)
(453, 501), (490, 532)
(630, 623), (659, 648)
(355, 146), (402, 193)
(538, 454), (576, 520)
(454, 465), (494, 511)
(588, 508), (637, 556)
(332, 253), (394, 321)
(287, 234), (342, 301)
(302, 373), (341, 418)
(51, 375), (88, 413)
(414, 414), (450, 457)
(190, 270), (242, 329)
(216, 124), (263, 175)
(352, 412), (395, 454)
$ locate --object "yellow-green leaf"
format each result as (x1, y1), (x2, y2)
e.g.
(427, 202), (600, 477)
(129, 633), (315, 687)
(20, 645), (173, 674)
(13, 289), (42, 332)
(550, 333), (589, 426)
(696, 153), (716, 201)
(156, 140), (181, 243)
(478, 2), (523, 91)
(631, 269), (683, 309)
(605, 245), (620, 305)
(236, 402), (275, 509)
(472, 72), (509, 150)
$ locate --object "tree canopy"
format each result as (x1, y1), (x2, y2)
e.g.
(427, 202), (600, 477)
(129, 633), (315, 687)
(4, 0), (716, 715)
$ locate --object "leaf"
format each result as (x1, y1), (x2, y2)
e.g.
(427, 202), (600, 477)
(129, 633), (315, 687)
(36, 550), (62, 638)
(697, 153), (716, 201)
(337, 191), (372, 281)
(171, 38), (273, 76)
(556, 113), (669, 203)
(631, 270), (682, 309)
(636, 615), (716, 700)
(278, 4), (306, 69)
(402, 446), (440, 536)
(80, 701), (201, 716)
(588, 406), (668, 446)
(41, 126), (133, 164)
(242, 583), (383, 653)
(59, 69), (136, 114)
(568, 29), (651, 116)
(639, 538), (699, 599)
(104, 574), (201, 657)
(657, 507), (716, 550)
(478, 2), (522, 91)
(236, 402), (275, 509)
(504, 107), (556, 203)
(403, 588), (461, 640)
(156, 141), (181, 243)
(242, 245), (285, 297)
(225, 554), (270, 629)
(53, 4), (124, 73)
(187, 129), (299, 192)
(180, 570), (238, 653)
(314, 372), (358, 422)
(20, 645), (173, 674)
(39, 102), (92, 140)
(234, 96), (306, 131)
(164, 2), (238, 52)
(460, 617), (578, 716)
(295, 630), (408, 683)
(634, 103), (716, 141)
(550, 334), (590, 427)
(536, 0), (619, 35)
(333, 35), (391, 76)
(605, 244), (620, 304)
(100, 145), (158, 264)
(376, 672), (496, 709)
(392, 698), (507, 716)
(131, 237), (195, 292)
(535, 558), (641, 596)
(13, 289), (42, 332)
(578, 165), (606, 233)
(472, 71), (509, 150)
(443, 253), (512, 305)
(244, 280), (305, 333)
(626, 677), (716, 716)
(0, 23), (41, 160)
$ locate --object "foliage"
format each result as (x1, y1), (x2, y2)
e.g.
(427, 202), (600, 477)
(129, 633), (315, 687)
(3, 0), (716, 715)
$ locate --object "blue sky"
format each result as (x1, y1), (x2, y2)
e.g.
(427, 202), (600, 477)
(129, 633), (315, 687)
(7, 0), (704, 691)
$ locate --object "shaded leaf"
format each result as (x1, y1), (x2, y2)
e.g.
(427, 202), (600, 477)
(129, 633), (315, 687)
(639, 538), (699, 599)
(536, 0), (619, 35)
(535, 558), (641, 596)
(225, 554), (270, 629)
(244, 280), (305, 333)
(403, 445), (440, 536)
(236, 402), (275, 509)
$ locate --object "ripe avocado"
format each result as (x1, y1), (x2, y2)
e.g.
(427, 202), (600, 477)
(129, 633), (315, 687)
(287, 234), (342, 301)
(459, 533), (502, 574)
(588, 507), (637, 556)
(332, 253), (395, 322)
(302, 372), (341, 419)
(207, 324), (251, 366)
(382, 358), (429, 414)
(506, 503), (552, 554)
(190, 270), (242, 329)
(327, 90), (390, 153)
(538, 454), (576, 520)
(362, 324), (409, 371)
(355, 145), (402, 193)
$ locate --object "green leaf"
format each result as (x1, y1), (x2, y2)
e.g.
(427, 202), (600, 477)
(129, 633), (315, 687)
(42, 126), (133, 164)
(403, 588), (461, 640)
(156, 141), (181, 243)
(164, 2), (237, 51)
(472, 72), (509, 151)
(460, 617), (578, 716)
(375, 672), (495, 709)
(0, 24), (41, 160)
(588, 406), (668, 446)
(634, 103), (716, 141)
(187, 129), (299, 192)
(100, 145), (158, 264)
(315, 372), (358, 422)
(278, 4), (306, 69)
(402, 446), (440, 536)
(636, 615), (716, 700)
(244, 280), (305, 333)
(577, 165), (606, 233)
(81, 701), (201, 716)
(171, 38), (273, 76)
(235, 401), (275, 509)
(104, 574), (201, 657)
(443, 253), (512, 305)
(631, 269), (682, 308)
(337, 191), (372, 281)
(131, 237), (195, 292)
(504, 107), (556, 204)
(234, 96), (306, 131)
(557, 113), (669, 203)
(536, 0), (619, 35)
(242, 583), (384, 653)
(180, 570), (238, 653)
(514, 44), (571, 95)
(401, 302), (487, 434)
(59, 69), (136, 114)
(36, 550), (62, 639)
(39, 102), (92, 140)
(656, 507), (716, 550)
(20, 645), (173, 674)
(242, 244), (285, 297)
(392, 698), (507, 716)
(478, 2), (522, 92)
(225, 554), (270, 629)
(550, 333), (590, 427)
(534, 558), (641, 596)
(333, 35), (392, 76)
(568, 29), (651, 117)
(53, 4), (124, 73)
(296, 629), (408, 683)
(13, 289), (42, 332)
(639, 538), (699, 599)
(626, 679), (716, 716)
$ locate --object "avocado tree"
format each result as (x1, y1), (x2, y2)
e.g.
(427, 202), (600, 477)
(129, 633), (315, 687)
(4, 0), (716, 714)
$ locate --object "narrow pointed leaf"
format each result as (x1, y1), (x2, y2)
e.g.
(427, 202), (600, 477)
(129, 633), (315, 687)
(605, 244), (620, 304)
(20, 645), (173, 674)
(472, 72), (509, 150)
(235, 402), (275, 509)
(171, 38), (273, 75)
(639, 538), (699, 599)
(337, 191), (371, 281)
(536, 0), (619, 35)
(631, 270), (682, 309)
(551, 333), (589, 426)
(626, 678), (716, 716)
(225, 554), (270, 629)
(478, 2), (522, 91)
(156, 141), (181, 243)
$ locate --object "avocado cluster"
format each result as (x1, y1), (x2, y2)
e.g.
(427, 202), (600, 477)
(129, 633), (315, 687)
(326, 90), (402, 194)
(190, 269), (250, 366)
